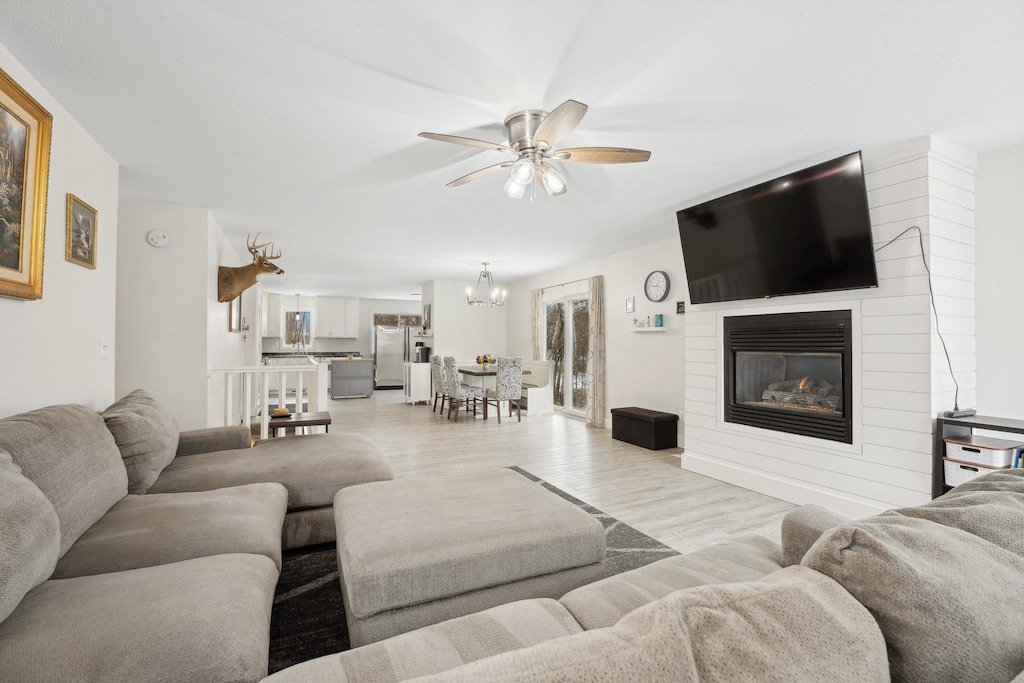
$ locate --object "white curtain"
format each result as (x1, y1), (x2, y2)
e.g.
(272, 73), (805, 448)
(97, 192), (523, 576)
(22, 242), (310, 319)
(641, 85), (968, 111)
(585, 275), (605, 428)
(530, 288), (544, 360)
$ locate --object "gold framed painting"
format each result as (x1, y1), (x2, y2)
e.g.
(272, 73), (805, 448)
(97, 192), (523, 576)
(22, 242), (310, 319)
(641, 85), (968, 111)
(0, 67), (52, 300)
(65, 194), (97, 269)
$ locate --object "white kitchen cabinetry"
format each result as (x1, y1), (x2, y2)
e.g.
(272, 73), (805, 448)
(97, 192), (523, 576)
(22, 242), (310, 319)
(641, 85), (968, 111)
(261, 293), (281, 337)
(315, 297), (360, 338)
(403, 362), (431, 404)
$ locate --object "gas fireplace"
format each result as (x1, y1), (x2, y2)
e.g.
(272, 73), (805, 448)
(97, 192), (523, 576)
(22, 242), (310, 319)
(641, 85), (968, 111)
(724, 310), (852, 443)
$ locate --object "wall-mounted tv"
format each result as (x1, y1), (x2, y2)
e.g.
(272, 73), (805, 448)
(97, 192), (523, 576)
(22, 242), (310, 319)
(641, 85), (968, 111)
(676, 151), (878, 305)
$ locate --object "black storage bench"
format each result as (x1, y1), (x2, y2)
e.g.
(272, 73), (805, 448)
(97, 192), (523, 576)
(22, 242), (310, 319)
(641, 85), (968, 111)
(610, 407), (679, 450)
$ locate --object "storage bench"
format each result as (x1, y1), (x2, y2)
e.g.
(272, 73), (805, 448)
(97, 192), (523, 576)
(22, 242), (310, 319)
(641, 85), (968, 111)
(611, 407), (678, 450)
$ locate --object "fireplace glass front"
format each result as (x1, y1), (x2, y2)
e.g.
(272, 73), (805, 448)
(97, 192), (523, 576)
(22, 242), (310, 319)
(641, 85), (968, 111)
(734, 352), (843, 415)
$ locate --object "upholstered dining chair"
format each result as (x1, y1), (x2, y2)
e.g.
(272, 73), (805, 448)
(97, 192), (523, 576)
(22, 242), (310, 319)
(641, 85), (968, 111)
(430, 355), (447, 415)
(443, 356), (485, 422)
(486, 356), (523, 423)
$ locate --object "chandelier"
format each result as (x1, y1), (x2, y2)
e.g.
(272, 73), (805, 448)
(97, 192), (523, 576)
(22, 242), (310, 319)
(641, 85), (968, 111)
(466, 262), (506, 307)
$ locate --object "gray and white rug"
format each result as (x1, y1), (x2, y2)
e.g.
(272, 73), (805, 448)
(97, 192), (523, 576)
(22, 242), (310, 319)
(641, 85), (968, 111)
(269, 467), (678, 673)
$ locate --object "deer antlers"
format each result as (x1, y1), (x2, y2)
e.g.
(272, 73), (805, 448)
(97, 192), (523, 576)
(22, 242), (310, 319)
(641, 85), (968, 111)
(247, 232), (282, 262)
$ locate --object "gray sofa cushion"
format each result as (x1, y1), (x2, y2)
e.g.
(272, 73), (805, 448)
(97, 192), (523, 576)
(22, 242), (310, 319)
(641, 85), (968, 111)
(803, 514), (1024, 682)
(102, 389), (180, 494)
(559, 534), (782, 629)
(409, 567), (888, 683)
(52, 483), (289, 578)
(0, 553), (277, 683)
(0, 404), (128, 556)
(149, 432), (393, 509)
(0, 448), (60, 623)
(780, 504), (853, 566)
(263, 599), (583, 683)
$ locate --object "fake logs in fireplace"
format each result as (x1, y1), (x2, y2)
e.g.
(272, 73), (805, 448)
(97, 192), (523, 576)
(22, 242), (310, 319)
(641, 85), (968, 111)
(759, 376), (841, 413)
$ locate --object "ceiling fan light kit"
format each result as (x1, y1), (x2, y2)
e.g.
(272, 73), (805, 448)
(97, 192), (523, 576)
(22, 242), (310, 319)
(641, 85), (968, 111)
(420, 99), (651, 199)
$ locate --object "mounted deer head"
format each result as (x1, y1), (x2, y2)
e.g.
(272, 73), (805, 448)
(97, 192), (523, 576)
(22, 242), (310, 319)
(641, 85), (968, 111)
(217, 233), (284, 302)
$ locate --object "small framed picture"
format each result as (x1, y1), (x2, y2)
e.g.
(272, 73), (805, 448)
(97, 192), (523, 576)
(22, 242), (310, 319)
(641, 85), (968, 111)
(228, 293), (242, 332)
(65, 194), (97, 269)
(625, 296), (635, 313)
(676, 301), (686, 314)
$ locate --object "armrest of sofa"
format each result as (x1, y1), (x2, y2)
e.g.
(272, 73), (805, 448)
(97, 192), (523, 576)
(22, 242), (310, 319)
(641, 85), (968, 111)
(176, 426), (251, 457)
(781, 504), (853, 567)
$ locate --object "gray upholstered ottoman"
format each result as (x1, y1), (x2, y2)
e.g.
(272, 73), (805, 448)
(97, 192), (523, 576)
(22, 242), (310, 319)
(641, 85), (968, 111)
(334, 468), (606, 647)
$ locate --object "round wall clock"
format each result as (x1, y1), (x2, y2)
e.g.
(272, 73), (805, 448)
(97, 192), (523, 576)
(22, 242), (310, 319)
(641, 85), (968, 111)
(644, 270), (670, 302)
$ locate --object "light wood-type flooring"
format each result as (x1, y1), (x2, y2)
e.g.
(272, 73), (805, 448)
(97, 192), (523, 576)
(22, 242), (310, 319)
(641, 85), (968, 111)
(322, 390), (795, 554)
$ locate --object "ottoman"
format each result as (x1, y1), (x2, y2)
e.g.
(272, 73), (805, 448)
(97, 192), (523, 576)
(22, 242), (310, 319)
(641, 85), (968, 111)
(334, 468), (607, 647)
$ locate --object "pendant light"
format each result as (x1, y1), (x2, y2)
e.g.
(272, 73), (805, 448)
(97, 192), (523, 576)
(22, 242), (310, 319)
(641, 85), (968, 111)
(466, 262), (506, 306)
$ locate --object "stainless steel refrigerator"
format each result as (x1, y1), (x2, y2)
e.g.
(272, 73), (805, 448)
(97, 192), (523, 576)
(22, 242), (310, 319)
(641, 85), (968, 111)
(373, 326), (410, 389)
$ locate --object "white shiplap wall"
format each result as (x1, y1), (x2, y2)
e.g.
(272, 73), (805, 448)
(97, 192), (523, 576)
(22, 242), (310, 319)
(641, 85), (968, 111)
(682, 137), (976, 517)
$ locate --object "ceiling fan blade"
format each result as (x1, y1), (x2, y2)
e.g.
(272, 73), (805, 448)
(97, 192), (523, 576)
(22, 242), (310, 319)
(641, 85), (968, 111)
(532, 100), (588, 151)
(552, 147), (652, 164)
(419, 132), (514, 155)
(445, 161), (514, 188)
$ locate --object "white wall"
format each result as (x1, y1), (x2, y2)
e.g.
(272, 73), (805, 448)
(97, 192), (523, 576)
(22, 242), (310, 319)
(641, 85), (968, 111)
(507, 239), (686, 427)
(117, 199), (244, 429)
(0, 43), (119, 418)
(975, 142), (1024, 418)
(432, 279), (507, 362)
(681, 138), (976, 517)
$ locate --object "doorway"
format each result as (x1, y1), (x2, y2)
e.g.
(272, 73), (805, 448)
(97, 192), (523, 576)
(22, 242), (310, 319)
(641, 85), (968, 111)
(545, 297), (590, 418)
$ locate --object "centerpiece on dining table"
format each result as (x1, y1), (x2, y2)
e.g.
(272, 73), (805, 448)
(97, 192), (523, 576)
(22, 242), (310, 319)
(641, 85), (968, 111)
(475, 354), (496, 370)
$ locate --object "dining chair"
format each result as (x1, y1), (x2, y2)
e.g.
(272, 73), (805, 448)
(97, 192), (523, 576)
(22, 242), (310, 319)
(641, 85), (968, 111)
(443, 356), (485, 422)
(486, 356), (523, 423)
(430, 355), (447, 415)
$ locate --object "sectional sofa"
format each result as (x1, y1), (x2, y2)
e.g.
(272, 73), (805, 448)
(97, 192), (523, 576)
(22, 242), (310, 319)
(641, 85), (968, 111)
(263, 470), (1024, 682)
(0, 390), (393, 683)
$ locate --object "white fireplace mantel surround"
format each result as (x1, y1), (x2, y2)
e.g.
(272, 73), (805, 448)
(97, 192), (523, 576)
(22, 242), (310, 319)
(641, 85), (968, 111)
(681, 137), (977, 518)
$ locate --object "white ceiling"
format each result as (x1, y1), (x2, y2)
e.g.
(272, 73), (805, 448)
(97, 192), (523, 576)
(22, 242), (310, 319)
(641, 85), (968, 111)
(2, 1), (1023, 300)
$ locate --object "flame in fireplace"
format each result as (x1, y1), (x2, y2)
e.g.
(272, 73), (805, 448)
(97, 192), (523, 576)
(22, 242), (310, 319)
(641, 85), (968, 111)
(798, 376), (810, 390)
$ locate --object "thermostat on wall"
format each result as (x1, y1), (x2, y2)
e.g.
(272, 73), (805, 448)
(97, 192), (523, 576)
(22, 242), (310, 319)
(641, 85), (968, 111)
(146, 230), (170, 247)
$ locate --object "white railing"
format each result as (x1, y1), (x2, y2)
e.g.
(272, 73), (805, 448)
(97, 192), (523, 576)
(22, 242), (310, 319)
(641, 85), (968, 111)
(211, 362), (330, 439)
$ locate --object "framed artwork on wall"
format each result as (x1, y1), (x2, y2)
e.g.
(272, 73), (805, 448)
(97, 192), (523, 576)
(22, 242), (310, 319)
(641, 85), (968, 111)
(422, 303), (431, 331)
(228, 293), (242, 332)
(65, 194), (98, 269)
(0, 67), (53, 300)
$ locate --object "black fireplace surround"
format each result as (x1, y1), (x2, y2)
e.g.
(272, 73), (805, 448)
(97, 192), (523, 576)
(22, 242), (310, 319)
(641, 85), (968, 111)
(724, 310), (853, 443)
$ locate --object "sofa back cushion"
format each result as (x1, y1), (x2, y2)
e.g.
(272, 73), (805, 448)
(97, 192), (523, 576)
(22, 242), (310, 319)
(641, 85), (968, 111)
(0, 404), (128, 557)
(803, 514), (1024, 682)
(410, 566), (888, 682)
(101, 390), (180, 494)
(0, 448), (60, 623)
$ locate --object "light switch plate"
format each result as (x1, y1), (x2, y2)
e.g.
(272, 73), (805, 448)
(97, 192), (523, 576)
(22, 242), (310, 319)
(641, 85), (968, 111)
(99, 338), (112, 357)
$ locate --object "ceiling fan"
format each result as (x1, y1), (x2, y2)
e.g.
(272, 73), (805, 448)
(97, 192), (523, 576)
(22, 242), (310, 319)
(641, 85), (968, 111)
(419, 99), (651, 198)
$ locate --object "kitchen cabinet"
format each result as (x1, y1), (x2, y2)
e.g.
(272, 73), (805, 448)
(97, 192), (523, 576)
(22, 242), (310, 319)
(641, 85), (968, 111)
(315, 296), (360, 338)
(403, 362), (431, 404)
(261, 293), (281, 337)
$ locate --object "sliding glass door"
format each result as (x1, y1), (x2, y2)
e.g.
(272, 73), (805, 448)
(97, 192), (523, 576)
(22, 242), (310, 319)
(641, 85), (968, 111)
(545, 297), (590, 417)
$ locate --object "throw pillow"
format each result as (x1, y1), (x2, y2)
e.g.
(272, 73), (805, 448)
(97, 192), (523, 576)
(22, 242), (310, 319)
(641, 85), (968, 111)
(0, 448), (60, 623)
(803, 515), (1024, 682)
(102, 390), (180, 494)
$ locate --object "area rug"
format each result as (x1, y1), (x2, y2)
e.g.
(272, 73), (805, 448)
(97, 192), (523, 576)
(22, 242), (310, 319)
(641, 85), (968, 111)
(269, 467), (679, 673)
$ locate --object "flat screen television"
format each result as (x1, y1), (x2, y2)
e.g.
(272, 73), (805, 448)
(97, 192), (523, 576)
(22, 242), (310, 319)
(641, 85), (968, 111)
(676, 151), (878, 305)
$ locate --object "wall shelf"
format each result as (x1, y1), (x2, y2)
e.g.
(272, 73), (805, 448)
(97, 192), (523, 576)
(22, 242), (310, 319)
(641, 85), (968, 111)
(633, 327), (666, 333)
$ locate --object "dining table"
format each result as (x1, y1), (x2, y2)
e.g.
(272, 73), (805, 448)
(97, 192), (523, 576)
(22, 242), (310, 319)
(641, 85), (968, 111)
(458, 365), (496, 419)
(457, 365), (532, 420)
